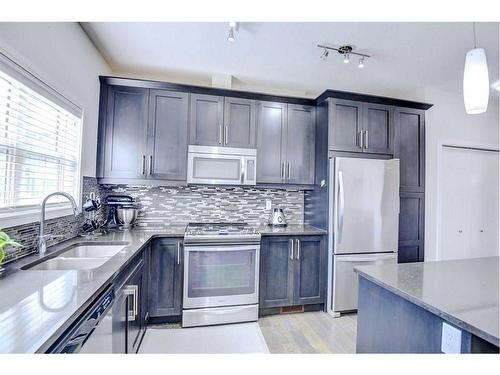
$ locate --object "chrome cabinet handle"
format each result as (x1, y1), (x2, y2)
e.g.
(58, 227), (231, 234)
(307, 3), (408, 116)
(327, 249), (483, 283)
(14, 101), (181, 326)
(218, 125), (223, 145)
(149, 155), (153, 175)
(141, 155), (146, 175)
(358, 131), (363, 148)
(295, 239), (300, 260)
(289, 239), (294, 260)
(364, 130), (369, 149)
(123, 285), (138, 321)
(281, 162), (285, 181)
(287, 162), (291, 181)
(177, 242), (181, 265)
(337, 171), (345, 244)
(224, 125), (228, 145)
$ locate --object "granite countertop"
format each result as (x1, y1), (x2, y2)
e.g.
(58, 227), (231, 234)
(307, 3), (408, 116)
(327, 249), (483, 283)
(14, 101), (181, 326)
(0, 222), (324, 353)
(257, 224), (327, 236)
(354, 256), (500, 347)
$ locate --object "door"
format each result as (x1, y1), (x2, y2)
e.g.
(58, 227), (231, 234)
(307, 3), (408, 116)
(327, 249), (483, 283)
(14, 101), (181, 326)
(147, 89), (189, 180)
(395, 108), (425, 192)
(286, 105), (315, 184)
(256, 101), (288, 183)
(328, 99), (363, 152)
(149, 239), (183, 317)
(294, 236), (324, 305)
(189, 94), (224, 146)
(398, 192), (424, 263)
(184, 244), (259, 309)
(362, 103), (394, 154)
(259, 236), (294, 308)
(332, 157), (400, 254)
(104, 86), (148, 178)
(332, 253), (397, 313)
(223, 97), (257, 148)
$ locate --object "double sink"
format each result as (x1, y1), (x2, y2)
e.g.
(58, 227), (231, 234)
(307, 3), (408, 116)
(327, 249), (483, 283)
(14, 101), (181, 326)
(22, 243), (128, 271)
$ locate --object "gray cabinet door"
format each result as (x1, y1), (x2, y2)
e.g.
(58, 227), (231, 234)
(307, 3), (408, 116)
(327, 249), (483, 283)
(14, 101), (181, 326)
(328, 99), (363, 152)
(293, 236), (325, 305)
(126, 263), (145, 354)
(259, 236), (294, 308)
(256, 101), (288, 183)
(286, 104), (315, 184)
(362, 103), (394, 154)
(148, 239), (183, 317)
(147, 90), (189, 181)
(395, 108), (425, 192)
(223, 97), (256, 148)
(189, 93), (224, 146)
(398, 192), (425, 263)
(104, 86), (149, 178)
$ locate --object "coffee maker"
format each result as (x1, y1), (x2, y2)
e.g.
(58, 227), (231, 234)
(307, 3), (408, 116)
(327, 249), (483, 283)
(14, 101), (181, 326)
(103, 195), (137, 230)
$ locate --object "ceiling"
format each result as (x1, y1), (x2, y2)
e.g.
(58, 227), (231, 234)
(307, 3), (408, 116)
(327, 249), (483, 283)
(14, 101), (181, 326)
(81, 22), (500, 101)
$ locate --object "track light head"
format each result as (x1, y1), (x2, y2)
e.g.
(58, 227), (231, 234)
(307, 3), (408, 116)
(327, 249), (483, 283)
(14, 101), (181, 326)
(343, 53), (350, 64)
(227, 28), (235, 42)
(358, 57), (365, 68)
(320, 49), (329, 60)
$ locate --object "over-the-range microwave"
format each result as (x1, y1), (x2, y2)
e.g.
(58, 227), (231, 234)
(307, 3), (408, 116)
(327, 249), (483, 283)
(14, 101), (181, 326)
(187, 145), (257, 186)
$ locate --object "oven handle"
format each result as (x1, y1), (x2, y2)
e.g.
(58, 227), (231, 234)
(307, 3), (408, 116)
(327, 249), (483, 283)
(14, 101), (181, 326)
(184, 244), (260, 252)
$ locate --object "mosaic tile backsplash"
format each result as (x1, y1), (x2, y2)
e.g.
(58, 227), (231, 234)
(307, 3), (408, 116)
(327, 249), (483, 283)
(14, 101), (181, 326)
(100, 184), (304, 228)
(2, 179), (304, 264)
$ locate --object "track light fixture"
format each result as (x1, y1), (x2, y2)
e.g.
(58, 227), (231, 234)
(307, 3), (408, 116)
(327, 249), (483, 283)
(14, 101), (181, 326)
(317, 44), (370, 69)
(228, 22), (237, 42)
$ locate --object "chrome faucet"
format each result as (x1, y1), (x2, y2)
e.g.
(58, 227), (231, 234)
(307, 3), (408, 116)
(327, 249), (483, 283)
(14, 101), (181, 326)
(38, 192), (79, 256)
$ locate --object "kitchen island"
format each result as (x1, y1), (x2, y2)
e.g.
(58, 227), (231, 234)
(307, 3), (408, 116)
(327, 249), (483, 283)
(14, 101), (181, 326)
(354, 256), (499, 353)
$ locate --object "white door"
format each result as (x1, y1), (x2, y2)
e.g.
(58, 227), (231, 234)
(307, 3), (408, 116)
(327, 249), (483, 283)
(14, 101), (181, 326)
(438, 146), (499, 260)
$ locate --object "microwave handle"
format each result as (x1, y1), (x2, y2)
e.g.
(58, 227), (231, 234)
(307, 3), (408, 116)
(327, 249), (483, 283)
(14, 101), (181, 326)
(240, 158), (245, 184)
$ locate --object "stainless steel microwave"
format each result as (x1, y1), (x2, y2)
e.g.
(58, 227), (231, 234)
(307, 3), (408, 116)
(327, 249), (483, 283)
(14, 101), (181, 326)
(187, 145), (257, 186)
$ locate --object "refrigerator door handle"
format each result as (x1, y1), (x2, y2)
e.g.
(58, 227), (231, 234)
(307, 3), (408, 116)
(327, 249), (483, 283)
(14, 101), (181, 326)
(337, 170), (345, 244)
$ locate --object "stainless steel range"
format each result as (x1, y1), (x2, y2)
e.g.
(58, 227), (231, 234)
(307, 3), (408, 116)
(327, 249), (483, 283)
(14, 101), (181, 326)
(182, 223), (261, 327)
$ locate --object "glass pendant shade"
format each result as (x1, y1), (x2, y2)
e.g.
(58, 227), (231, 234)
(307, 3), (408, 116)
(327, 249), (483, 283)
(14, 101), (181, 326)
(463, 48), (489, 114)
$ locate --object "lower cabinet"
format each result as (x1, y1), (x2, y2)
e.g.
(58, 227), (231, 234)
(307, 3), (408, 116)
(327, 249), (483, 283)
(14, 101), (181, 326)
(112, 255), (146, 353)
(259, 235), (325, 308)
(148, 238), (183, 318)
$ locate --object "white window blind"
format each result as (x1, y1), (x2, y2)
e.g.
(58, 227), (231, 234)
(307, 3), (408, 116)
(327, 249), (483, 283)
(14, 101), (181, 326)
(0, 68), (82, 212)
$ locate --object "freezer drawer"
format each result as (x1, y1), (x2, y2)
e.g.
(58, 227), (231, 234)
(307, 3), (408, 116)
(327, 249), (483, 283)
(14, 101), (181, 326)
(332, 253), (397, 313)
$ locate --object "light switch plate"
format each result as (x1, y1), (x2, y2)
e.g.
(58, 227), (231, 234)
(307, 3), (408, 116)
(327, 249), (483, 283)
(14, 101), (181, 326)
(441, 322), (462, 353)
(265, 200), (272, 210)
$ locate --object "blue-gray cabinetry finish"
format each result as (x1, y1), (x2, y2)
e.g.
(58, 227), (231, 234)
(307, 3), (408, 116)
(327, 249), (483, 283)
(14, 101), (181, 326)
(259, 235), (325, 308)
(363, 103), (394, 154)
(147, 89), (189, 181)
(189, 93), (224, 147)
(101, 85), (149, 179)
(224, 97), (257, 148)
(148, 238), (183, 318)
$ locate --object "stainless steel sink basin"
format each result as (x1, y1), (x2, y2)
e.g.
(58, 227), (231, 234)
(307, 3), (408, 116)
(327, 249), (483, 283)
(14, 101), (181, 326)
(61, 244), (125, 258)
(27, 257), (109, 271)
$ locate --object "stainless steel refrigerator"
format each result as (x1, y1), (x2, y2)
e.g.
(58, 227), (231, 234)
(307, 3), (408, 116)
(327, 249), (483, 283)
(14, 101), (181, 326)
(327, 157), (400, 317)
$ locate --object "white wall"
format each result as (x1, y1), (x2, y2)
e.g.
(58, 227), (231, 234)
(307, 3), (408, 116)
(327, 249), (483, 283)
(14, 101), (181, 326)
(424, 87), (499, 261)
(0, 22), (112, 177)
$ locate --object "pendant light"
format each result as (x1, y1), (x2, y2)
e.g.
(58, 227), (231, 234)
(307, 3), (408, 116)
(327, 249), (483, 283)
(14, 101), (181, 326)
(463, 23), (489, 114)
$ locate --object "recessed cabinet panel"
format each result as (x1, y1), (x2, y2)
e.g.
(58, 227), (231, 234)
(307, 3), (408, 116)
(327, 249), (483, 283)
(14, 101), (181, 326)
(105, 86), (148, 178)
(398, 192), (425, 263)
(148, 90), (189, 180)
(256, 101), (287, 183)
(286, 105), (315, 184)
(224, 97), (256, 148)
(329, 99), (363, 152)
(363, 104), (394, 154)
(189, 94), (224, 147)
(294, 236), (324, 305)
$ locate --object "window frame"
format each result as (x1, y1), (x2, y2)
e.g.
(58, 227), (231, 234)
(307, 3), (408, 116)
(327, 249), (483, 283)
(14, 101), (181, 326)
(0, 49), (84, 228)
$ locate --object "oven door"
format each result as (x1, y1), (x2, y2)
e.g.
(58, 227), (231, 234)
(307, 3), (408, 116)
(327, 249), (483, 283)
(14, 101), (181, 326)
(183, 244), (260, 309)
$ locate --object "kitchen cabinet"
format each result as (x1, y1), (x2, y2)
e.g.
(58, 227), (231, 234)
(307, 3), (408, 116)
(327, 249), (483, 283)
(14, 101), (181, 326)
(398, 192), (425, 263)
(148, 238), (183, 318)
(328, 99), (394, 155)
(100, 85), (149, 179)
(260, 235), (325, 308)
(147, 89), (189, 181)
(223, 97), (257, 148)
(112, 255), (146, 354)
(257, 102), (316, 185)
(189, 93), (224, 147)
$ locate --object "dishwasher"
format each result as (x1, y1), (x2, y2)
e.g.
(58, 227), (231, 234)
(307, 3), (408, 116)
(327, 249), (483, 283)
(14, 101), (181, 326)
(49, 286), (114, 353)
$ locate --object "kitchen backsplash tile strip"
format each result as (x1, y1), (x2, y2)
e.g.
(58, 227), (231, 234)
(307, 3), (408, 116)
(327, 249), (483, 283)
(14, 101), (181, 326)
(2, 177), (105, 263)
(100, 185), (304, 228)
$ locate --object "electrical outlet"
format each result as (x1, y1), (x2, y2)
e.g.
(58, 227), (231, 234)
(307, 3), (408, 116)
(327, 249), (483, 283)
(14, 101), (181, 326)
(441, 322), (462, 353)
(265, 200), (272, 210)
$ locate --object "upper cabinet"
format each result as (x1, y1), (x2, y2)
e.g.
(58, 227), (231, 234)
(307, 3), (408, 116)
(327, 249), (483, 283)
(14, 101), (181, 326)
(190, 94), (256, 148)
(257, 102), (315, 185)
(328, 99), (394, 155)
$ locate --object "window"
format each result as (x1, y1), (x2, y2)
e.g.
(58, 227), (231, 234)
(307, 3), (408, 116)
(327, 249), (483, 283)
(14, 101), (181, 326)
(0, 55), (82, 222)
